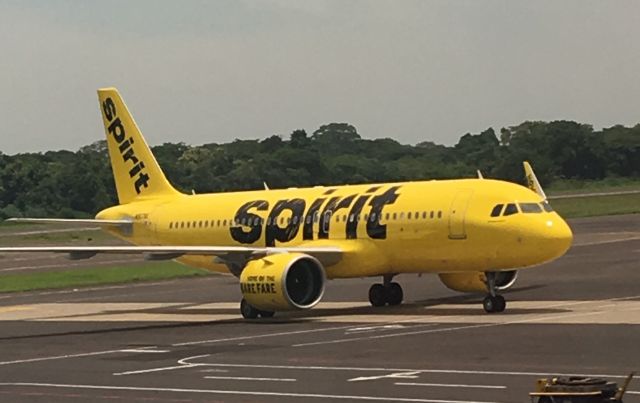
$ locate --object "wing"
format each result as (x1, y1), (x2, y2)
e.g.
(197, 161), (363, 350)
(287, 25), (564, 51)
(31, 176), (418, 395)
(0, 245), (343, 267)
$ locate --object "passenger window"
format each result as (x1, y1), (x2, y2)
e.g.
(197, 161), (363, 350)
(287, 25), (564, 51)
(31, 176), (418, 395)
(217, 220), (221, 227)
(223, 219), (227, 226)
(408, 212), (412, 219)
(385, 213), (390, 220)
(393, 213), (397, 220)
(541, 201), (554, 212)
(503, 203), (518, 216)
(437, 211), (442, 219)
(169, 222), (173, 229)
(430, 211), (434, 219)
(180, 222), (185, 229)
(519, 203), (543, 213)
(490, 204), (504, 217)
(422, 212), (427, 219)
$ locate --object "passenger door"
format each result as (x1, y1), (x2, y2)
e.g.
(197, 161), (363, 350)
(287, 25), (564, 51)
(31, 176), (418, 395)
(448, 189), (474, 240)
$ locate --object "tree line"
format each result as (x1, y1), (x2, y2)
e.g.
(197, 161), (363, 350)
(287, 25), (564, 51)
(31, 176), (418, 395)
(0, 120), (638, 219)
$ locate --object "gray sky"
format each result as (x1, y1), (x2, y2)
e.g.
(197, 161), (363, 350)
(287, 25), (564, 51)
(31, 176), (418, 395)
(1, 0), (639, 154)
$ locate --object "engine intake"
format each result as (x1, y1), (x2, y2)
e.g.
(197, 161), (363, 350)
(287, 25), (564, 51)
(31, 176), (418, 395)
(240, 253), (326, 312)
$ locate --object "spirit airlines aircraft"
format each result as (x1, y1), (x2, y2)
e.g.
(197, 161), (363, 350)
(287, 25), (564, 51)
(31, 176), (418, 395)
(1, 88), (573, 319)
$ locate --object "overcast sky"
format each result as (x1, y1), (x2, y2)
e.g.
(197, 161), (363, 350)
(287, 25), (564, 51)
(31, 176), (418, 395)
(1, 0), (639, 154)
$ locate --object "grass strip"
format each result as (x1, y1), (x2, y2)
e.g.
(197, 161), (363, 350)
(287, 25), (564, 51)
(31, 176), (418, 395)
(551, 193), (640, 218)
(0, 261), (211, 293)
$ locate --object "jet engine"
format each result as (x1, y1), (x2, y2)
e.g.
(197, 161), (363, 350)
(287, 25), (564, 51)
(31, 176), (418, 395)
(438, 270), (518, 293)
(239, 253), (326, 313)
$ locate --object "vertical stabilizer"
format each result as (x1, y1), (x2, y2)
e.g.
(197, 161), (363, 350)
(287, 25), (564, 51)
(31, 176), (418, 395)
(97, 88), (181, 204)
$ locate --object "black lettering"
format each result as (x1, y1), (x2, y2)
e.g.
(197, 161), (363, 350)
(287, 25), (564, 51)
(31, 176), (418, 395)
(122, 147), (139, 165)
(366, 186), (401, 239)
(318, 196), (340, 239)
(129, 161), (145, 178)
(265, 198), (306, 246)
(230, 200), (269, 244)
(346, 194), (373, 239)
(302, 197), (325, 240)
(134, 173), (150, 194)
(108, 118), (126, 143)
(119, 137), (134, 153)
(102, 98), (116, 121)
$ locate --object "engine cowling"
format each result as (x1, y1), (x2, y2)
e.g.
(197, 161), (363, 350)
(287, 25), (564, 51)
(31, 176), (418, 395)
(240, 253), (326, 312)
(438, 270), (518, 293)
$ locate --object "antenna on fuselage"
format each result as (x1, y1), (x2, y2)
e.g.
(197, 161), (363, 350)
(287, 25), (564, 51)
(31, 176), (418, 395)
(477, 170), (484, 179)
(263, 182), (270, 191)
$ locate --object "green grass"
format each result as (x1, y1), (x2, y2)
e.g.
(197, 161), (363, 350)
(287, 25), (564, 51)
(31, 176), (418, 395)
(551, 193), (640, 218)
(547, 178), (640, 195)
(0, 261), (211, 293)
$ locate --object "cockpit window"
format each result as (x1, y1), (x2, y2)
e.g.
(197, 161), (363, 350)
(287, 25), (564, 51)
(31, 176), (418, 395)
(519, 202), (543, 213)
(541, 201), (554, 212)
(490, 204), (504, 217)
(503, 203), (519, 216)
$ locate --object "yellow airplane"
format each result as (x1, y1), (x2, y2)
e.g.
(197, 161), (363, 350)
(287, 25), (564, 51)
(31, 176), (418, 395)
(1, 88), (573, 319)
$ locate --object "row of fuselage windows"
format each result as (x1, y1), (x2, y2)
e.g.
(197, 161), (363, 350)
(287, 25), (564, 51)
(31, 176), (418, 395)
(167, 210), (444, 230)
(490, 201), (554, 217)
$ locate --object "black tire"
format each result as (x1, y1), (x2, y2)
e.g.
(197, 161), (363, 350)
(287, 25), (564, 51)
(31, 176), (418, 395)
(369, 284), (387, 307)
(482, 296), (496, 313)
(387, 282), (403, 306)
(240, 298), (259, 319)
(494, 295), (506, 313)
(259, 310), (275, 318)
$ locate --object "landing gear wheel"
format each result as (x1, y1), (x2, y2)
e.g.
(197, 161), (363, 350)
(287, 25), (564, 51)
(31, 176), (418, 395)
(240, 298), (259, 319)
(369, 284), (387, 307)
(259, 310), (275, 318)
(483, 295), (506, 313)
(494, 295), (506, 313)
(387, 282), (403, 306)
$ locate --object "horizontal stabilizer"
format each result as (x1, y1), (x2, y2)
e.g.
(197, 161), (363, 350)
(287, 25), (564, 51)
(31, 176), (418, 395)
(5, 218), (132, 227)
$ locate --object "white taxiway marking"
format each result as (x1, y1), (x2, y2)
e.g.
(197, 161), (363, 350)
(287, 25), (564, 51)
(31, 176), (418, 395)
(118, 357), (632, 381)
(396, 382), (506, 390)
(0, 383), (500, 403)
(0, 349), (123, 366)
(349, 371), (421, 382)
(119, 349), (169, 354)
(171, 324), (360, 346)
(204, 376), (296, 382)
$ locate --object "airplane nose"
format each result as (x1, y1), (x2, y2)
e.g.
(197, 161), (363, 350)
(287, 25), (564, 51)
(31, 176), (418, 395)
(545, 216), (573, 258)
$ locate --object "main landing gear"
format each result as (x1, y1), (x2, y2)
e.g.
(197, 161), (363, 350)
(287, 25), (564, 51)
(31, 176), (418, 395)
(483, 272), (506, 313)
(368, 275), (403, 307)
(240, 298), (275, 319)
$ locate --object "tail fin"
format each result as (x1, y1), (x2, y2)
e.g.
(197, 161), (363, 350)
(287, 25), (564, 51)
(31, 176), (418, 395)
(97, 88), (181, 204)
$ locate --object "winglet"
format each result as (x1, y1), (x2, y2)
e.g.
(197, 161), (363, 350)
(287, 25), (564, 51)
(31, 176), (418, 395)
(523, 161), (547, 200)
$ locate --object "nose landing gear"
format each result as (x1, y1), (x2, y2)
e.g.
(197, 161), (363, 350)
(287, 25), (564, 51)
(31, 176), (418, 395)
(483, 272), (506, 313)
(368, 275), (403, 307)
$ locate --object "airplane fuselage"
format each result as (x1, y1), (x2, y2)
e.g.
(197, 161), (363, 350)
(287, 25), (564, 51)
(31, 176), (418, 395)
(97, 178), (572, 279)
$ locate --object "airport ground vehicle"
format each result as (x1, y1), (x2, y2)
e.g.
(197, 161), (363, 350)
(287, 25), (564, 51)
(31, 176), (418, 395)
(530, 373), (635, 403)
